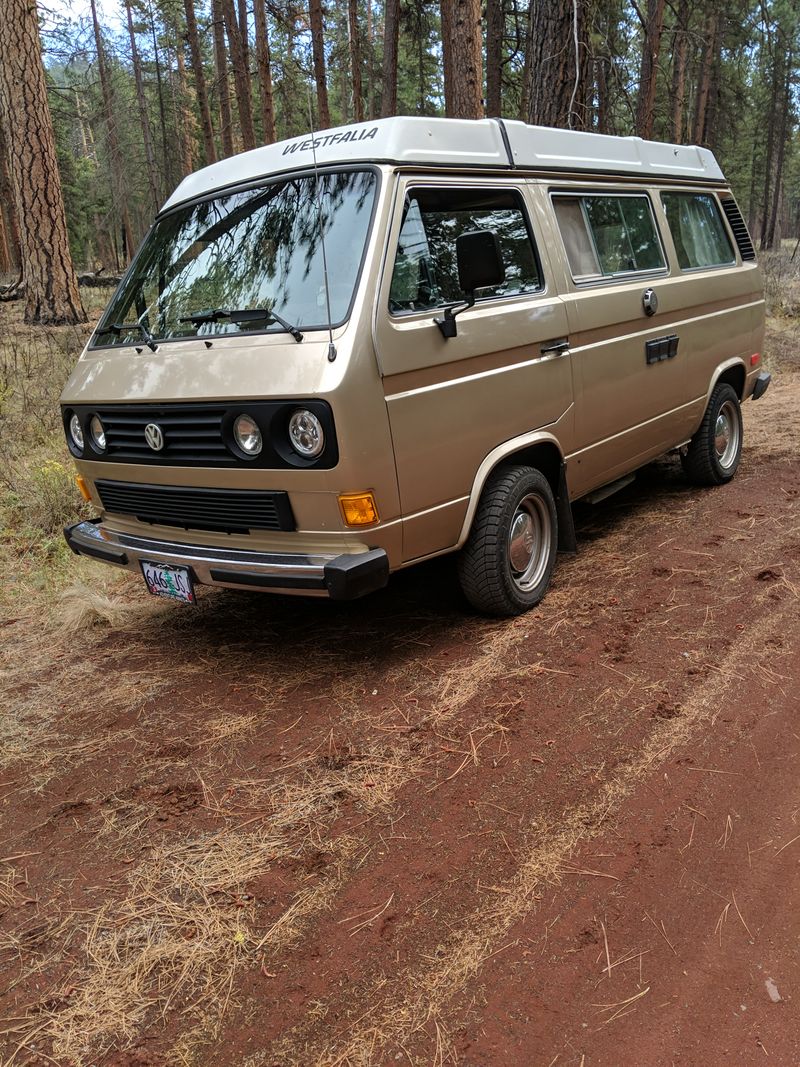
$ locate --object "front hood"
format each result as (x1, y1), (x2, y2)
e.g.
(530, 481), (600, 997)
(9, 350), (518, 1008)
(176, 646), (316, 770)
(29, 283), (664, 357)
(60, 332), (348, 404)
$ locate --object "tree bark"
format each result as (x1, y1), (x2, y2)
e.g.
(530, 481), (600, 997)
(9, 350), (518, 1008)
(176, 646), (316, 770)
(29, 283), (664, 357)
(366, 0), (374, 118)
(184, 0), (217, 164)
(253, 0), (276, 142)
(89, 0), (134, 266)
(174, 26), (195, 176)
(124, 0), (161, 212)
(764, 47), (792, 250)
(381, 0), (400, 117)
(669, 0), (688, 142)
(0, 0), (86, 323)
(486, 0), (504, 117)
(309, 0), (331, 127)
(635, 0), (665, 139)
(692, 8), (719, 144)
(522, 0), (590, 129)
(348, 0), (364, 122)
(0, 125), (21, 277)
(441, 0), (483, 119)
(212, 0), (235, 156)
(220, 0), (256, 149)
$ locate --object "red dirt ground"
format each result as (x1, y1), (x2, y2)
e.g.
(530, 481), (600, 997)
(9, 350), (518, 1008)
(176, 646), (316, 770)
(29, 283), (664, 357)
(1, 332), (799, 1066)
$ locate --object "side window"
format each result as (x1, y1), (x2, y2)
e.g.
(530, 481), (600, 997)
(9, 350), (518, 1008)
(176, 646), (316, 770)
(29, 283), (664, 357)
(553, 193), (665, 281)
(661, 192), (736, 270)
(388, 187), (542, 314)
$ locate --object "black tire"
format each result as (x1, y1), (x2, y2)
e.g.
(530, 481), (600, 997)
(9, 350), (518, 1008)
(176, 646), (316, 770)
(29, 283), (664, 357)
(458, 465), (558, 617)
(681, 382), (743, 486)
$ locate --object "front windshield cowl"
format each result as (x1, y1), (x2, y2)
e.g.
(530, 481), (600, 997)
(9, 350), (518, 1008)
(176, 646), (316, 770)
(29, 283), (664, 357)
(93, 168), (378, 349)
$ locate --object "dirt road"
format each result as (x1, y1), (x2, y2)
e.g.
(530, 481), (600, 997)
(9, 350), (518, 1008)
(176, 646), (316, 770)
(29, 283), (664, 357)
(1, 324), (799, 1067)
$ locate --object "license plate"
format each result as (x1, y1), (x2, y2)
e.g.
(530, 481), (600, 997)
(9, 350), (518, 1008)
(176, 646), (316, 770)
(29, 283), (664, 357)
(140, 561), (196, 604)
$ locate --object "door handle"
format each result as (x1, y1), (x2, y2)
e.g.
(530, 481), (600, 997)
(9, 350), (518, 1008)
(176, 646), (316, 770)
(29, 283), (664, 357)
(540, 338), (570, 356)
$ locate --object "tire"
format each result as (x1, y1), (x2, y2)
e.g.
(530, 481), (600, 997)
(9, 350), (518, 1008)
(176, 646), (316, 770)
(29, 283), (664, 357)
(458, 465), (558, 617)
(681, 382), (743, 486)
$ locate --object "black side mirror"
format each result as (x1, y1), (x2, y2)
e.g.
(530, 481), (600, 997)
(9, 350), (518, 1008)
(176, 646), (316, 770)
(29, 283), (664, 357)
(435, 229), (505, 339)
(457, 229), (505, 294)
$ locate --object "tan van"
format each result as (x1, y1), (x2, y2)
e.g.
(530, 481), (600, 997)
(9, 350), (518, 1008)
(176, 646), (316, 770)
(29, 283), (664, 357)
(62, 117), (769, 616)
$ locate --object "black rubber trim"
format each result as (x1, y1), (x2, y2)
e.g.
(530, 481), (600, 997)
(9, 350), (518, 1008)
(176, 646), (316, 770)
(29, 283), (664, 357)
(208, 568), (325, 590)
(752, 371), (771, 400)
(324, 549), (389, 600)
(64, 521), (129, 565)
(494, 119), (516, 168)
(556, 462), (577, 554)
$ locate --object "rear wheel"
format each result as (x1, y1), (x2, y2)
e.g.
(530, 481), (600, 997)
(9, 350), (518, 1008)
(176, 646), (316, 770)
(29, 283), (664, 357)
(682, 382), (743, 486)
(458, 465), (558, 616)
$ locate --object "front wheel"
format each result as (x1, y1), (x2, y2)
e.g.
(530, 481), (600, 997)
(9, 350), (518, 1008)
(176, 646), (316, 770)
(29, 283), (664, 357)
(681, 382), (743, 486)
(457, 465), (558, 617)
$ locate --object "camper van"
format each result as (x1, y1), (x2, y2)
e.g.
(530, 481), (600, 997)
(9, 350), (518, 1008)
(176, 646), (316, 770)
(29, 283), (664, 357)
(62, 117), (769, 616)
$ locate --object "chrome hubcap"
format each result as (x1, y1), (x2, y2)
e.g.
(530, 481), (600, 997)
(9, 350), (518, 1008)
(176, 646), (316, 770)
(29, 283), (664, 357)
(508, 493), (551, 592)
(714, 400), (740, 469)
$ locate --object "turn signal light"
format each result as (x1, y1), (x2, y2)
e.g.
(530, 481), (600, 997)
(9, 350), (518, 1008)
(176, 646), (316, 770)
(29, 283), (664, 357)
(339, 491), (379, 527)
(75, 475), (92, 502)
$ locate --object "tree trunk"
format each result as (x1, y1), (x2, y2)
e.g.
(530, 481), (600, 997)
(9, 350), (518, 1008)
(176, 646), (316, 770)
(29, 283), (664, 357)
(348, 0), (364, 122)
(381, 0), (400, 117)
(148, 7), (174, 193)
(253, 0), (276, 142)
(692, 8), (719, 144)
(0, 126), (21, 276)
(441, 0), (483, 119)
(212, 0), (235, 156)
(90, 0), (134, 266)
(523, 0), (590, 129)
(0, 0), (86, 323)
(124, 0), (161, 212)
(366, 0), (374, 118)
(486, 0), (504, 117)
(764, 47), (792, 250)
(174, 27), (195, 176)
(635, 0), (665, 139)
(220, 0), (256, 149)
(670, 0), (688, 142)
(184, 0), (217, 164)
(440, 0), (455, 116)
(309, 0), (331, 127)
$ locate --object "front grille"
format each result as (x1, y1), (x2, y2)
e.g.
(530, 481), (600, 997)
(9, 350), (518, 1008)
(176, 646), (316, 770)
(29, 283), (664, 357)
(720, 197), (756, 262)
(97, 404), (233, 465)
(96, 480), (295, 534)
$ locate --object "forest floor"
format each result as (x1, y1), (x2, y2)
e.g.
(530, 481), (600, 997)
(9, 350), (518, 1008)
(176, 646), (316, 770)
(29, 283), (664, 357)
(0, 303), (799, 1067)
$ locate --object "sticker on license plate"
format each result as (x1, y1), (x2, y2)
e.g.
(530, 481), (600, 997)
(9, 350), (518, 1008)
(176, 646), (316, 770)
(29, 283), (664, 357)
(140, 561), (196, 604)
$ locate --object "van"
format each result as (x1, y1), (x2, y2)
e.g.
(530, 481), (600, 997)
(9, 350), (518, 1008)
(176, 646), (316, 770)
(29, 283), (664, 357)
(62, 117), (769, 616)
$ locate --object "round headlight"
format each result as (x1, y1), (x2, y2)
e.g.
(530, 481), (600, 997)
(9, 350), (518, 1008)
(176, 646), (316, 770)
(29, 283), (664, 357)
(288, 409), (324, 458)
(68, 412), (84, 452)
(233, 414), (263, 456)
(89, 414), (106, 451)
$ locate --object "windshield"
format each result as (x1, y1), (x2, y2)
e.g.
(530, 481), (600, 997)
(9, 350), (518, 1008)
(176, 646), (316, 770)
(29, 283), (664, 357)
(93, 169), (378, 347)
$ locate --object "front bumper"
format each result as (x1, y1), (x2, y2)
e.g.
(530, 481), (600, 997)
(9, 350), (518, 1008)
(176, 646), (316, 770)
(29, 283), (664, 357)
(64, 519), (390, 600)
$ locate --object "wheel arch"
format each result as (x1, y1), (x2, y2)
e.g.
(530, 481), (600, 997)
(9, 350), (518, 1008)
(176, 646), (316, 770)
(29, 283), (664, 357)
(708, 358), (747, 403)
(457, 432), (575, 552)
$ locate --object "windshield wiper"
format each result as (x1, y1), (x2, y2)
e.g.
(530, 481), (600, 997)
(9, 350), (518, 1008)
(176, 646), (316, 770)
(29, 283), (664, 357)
(180, 307), (303, 343)
(106, 320), (158, 352)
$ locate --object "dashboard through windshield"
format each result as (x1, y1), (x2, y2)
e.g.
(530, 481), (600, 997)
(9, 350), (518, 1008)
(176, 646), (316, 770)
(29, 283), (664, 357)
(93, 169), (378, 348)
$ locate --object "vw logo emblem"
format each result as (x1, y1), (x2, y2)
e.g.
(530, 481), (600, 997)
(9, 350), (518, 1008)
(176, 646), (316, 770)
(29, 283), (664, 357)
(144, 423), (164, 451)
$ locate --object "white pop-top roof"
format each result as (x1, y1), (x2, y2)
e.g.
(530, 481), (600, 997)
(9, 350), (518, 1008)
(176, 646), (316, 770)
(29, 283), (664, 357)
(162, 116), (725, 212)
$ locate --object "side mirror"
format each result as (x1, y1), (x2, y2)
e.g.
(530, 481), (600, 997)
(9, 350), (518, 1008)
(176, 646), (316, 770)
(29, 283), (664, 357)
(436, 230), (505, 338)
(457, 229), (505, 294)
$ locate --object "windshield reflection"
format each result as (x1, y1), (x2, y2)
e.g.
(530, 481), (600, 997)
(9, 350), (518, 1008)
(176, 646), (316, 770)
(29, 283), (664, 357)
(94, 170), (378, 347)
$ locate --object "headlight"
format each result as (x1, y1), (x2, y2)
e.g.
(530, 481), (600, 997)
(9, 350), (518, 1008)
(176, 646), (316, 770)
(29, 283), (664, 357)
(288, 409), (324, 458)
(233, 413), (263, 456)
(68, 412), (84, 452)
(89, 414), (106, 451)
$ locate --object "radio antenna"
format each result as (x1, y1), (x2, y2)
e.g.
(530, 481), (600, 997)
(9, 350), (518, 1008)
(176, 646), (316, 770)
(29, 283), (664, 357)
(307, 86), (336, 363)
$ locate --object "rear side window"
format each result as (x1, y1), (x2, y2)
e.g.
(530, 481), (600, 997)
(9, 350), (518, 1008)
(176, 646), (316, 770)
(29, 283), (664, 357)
(389, 187), (541, 314)
(553, 194), (665, 281)
(661, 192), (736, 270)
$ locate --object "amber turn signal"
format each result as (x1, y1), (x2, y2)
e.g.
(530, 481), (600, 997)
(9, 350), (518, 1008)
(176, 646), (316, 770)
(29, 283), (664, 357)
(75, 475), (92, 503)
(339, 491), (379, 527)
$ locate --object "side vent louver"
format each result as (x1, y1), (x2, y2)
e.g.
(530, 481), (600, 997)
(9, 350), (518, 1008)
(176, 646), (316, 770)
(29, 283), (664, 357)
(720, 198), (756, 261)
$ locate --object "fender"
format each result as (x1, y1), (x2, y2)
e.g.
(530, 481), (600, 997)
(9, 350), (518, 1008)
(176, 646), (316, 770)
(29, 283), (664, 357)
(456, 430), (576, 552)
(705, 357), (748, 404)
